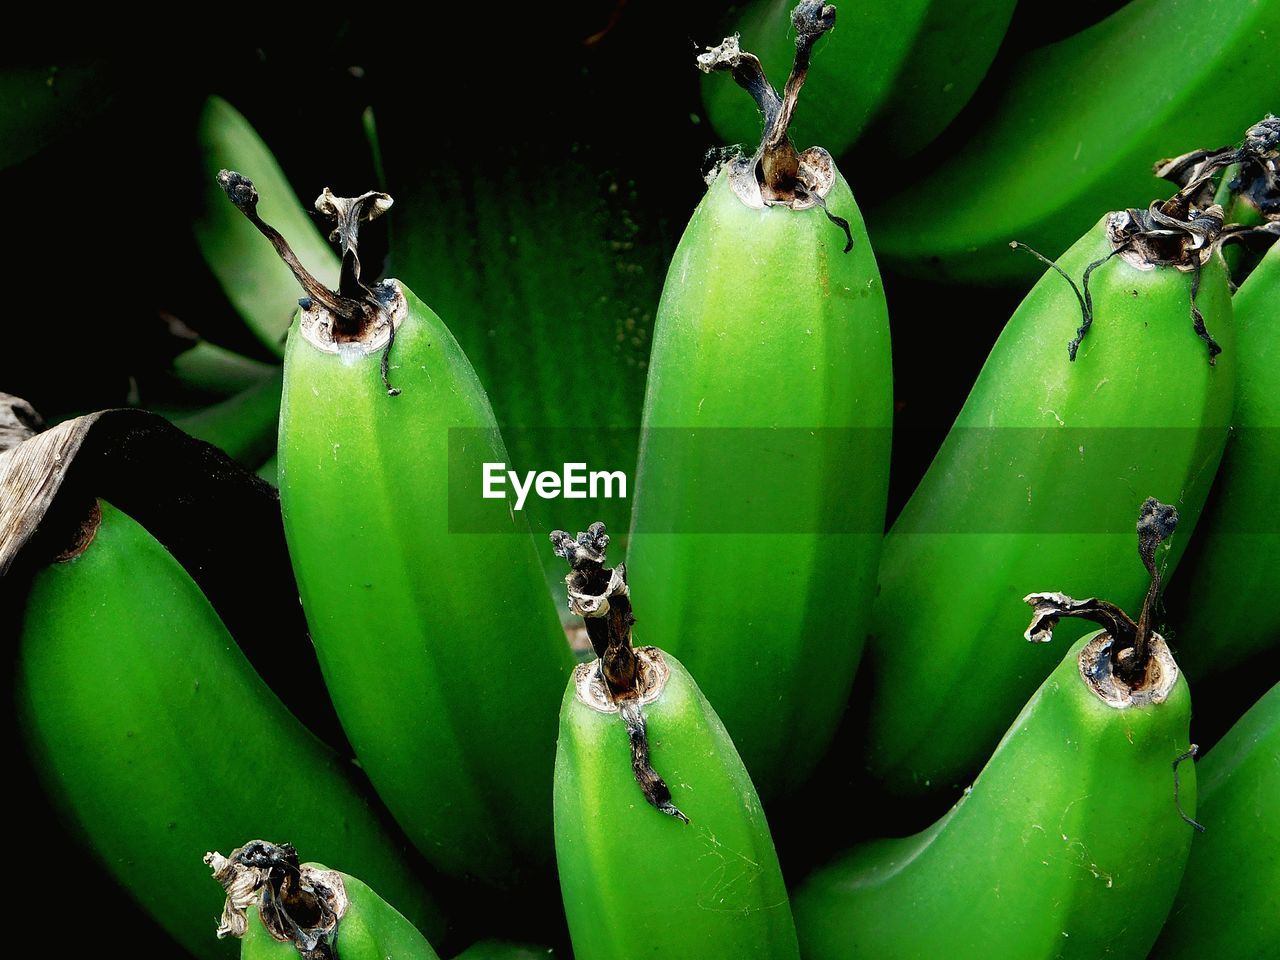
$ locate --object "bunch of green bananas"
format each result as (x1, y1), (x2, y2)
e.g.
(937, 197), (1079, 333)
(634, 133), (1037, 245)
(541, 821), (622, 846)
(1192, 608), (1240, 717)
(5, 2), (1278, 958)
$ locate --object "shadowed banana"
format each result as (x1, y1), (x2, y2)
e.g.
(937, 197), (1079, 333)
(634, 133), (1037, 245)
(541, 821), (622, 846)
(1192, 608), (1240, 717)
(17, 501), (444, 960)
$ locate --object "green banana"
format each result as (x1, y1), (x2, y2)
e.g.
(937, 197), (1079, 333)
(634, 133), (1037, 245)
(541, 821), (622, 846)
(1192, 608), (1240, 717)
(195, 96), (339, 356)
(218, 171), (571, 885)
(862, 0), (1020, 158)
(551, 523), (800, 960)
(171, 340), (280, 398)
(865, 188), (1236, 797)
(703, 0), (1017, 159)
(1165, 237), (1279, 678)
(1150, 682), (1279, 959)
(866, 0), (1280, 285)
(208, 841), (441, 959)
(173, 368), (283, 468)
(796, 504), (1199, 959)
(16, 500), (444, 960)
(626, 2), (893, 798)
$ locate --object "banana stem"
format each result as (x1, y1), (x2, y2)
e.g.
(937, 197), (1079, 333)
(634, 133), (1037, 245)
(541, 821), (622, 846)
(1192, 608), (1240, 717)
(217, 171), (362, 328)
(1023, 498), (1179, 686)
(552, 522), (687, 821)
(767, 1), (836, 162)
(697, 1), (836, 201)
(217, 171), (391, 343)
(1130, 497), (1178, 682)
(551, 523), (638, 697)
(1157, 115), (1279, 219)
(314, 188), (393, 303)
(207, 840), (348, 958)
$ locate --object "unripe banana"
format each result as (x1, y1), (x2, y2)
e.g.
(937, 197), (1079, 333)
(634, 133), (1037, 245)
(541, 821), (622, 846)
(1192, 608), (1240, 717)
(627, 1), (892, 798)
(862, 0), (1020, 158)
(195, 96), (339, 355)
(171, 341), (279, 399)
(1165, 236), (1279, 678)
(797, 506), (1199, 959)
(866, 190), (1235, 797)
(208, 841), (441, 959)
(218, 171), (572, 885)
(16, 501), (444, 960)
(866, 0), (1280, 284)
(551, 524), (799, 960)
(1150, 682), (1279, 959)
(173, 368), (283, 468)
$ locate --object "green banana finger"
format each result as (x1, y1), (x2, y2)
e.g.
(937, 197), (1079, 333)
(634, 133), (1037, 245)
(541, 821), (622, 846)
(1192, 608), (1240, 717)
(218, 171), (571, 885)
(16, 501), (444, 960)
(796, 503), (1199, 959)
(172, 368), (283, 468)
(865, 188), (1235, 797)
(1165, 232), (1279, 679)
(208, 841), (441, 959)
(859, 0), (1020, 158)
(866, 0), (1280, 285)
(551, 523), (799, 960)
(195, 96), (339, 356)
(1150, 682), (1279, 959)
(627, 1), (892, 799)
(171, 340), (280, 398)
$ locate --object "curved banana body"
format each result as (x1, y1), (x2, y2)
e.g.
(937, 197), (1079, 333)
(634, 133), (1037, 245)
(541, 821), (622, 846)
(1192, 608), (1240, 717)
(554, 650), (799, 960)
(1165, 242), (1280, 677)
(859, 0), (1020, 158)
(796, 632), (1198, 960)
(866, 219), (1234, 796)
(174, 368), (283, 468)
(278, 281), (572, 884)
(1151, 682), (1279, 959)
(171, 341), (278, 398)
(16, 502), (443, 960)
(626, 165), (892, 798)
(866, 0), (1280, 284)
